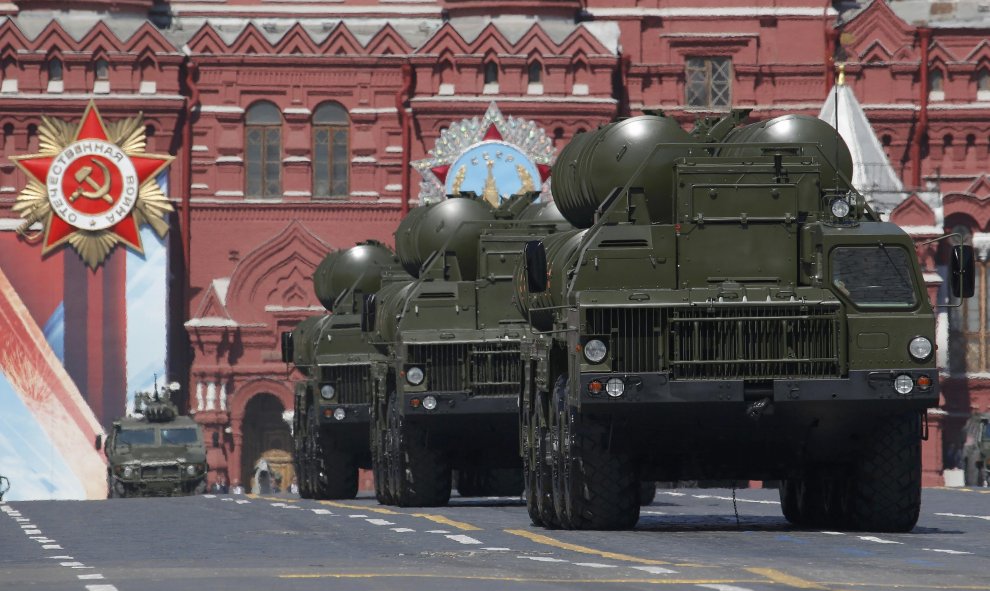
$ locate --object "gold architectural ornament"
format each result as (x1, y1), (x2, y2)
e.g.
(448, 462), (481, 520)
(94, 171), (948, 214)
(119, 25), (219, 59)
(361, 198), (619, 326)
(451, 164), (467, 195)
(516, 164), (535, 193)
(837, 62), (846, 86)
(10, 101), (174, 268)
(482, 160), (499, 207)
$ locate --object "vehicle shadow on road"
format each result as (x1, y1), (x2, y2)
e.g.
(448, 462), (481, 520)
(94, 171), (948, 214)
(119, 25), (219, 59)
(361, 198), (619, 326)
(448, 497), (527, 508)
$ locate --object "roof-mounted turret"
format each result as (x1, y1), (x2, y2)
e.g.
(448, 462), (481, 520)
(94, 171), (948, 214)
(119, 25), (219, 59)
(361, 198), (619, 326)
(134, 382), (180, 423)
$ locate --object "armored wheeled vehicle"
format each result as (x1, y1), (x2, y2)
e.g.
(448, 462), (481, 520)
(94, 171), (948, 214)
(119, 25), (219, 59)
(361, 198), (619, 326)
(101, 383), (208, 498)
(515, 111), (974, 532)
(962, 412), (990, 486)
(283, 241), (409, 499)
(366, 193), (572, 506)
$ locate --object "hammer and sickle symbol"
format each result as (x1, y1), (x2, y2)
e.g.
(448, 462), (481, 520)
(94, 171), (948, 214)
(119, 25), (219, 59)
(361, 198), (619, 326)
(69, 159), (113, 203)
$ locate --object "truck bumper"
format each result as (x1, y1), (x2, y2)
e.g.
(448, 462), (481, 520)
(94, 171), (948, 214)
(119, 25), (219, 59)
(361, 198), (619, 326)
(318, 403), (370, 426)
(399, 391), (517, 419)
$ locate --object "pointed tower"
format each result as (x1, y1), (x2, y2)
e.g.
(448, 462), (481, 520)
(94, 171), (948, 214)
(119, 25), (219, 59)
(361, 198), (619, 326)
(818, 65), (905, 215)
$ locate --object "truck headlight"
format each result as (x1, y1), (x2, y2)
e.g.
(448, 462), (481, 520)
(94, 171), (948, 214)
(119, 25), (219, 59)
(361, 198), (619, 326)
(894, 374), (914, 395)
(123, 466), (134, 478)
(830, 198), (851, 218)
(908, 336), (933, 361)
(584, 339), (607, 363)
(320, 384), (335, 400)
(605, 378), (625, 398)
(406, 366), (424, 386)
(186, 465), (197, 476)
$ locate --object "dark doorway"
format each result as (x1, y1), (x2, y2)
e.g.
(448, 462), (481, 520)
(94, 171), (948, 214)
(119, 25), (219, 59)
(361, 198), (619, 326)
(241, 393), (292, 492)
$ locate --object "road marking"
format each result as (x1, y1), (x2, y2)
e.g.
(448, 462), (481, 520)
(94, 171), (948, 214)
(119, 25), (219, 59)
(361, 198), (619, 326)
(691, 495), (780, 505)
(935, 512), (990, 521)
(820, 531), (845, 536)
(20, 523), (36, 528)
(520, 556), (568, 562)
(642, 511), (668, 515)
(857, 536), (902, 545)
(573, 562), (617, 568)
(505, 529), (673, 566)
(745, 568), (828, 590)
(235, 500), (250, 505)
(446, 534), (483, 545)
(633, 566), (678, 575)
(78, 574), (105, 580)
(391, 528), (415, 533)
(42, 545), (62, 549)
(366, 518), (395, 526)
(660, 492), (686, 496)
(85, 585), (118, 591)
(311, 509), (333, 515)
(318, 500), (399, 515)
(60, 561), (85, 567)
(24, 529), (41, 534)
(49, 555), (73, 559)
(204, 494), (216, 498)
(426, 530), (451, 534)
(923, 548), (973, 555)
(411, 513), (482, 531)
(698, 585), (754, 591)
(483, 547), (511, 551)
(348, 514), (369, 518)
(280, 572), (770, 584)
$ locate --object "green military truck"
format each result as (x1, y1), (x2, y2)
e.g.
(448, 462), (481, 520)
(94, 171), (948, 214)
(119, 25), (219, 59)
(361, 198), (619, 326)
(283, 241), (408, 499)
(962, 412), (990, 486)
(101, 383), (208, 498)
(366, 194), (571, 506)
(515, 111), (974, 532)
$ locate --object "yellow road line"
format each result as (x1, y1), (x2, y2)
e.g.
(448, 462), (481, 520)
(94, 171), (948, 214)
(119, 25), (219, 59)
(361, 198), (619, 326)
(280, 572), (762, 584)
(747, 568), (829, 590)
(504, 529), (674, 566)
(318, 500), (399, 515)
(251, 495), (297, 503)
(820, 583), (990, 590)
(411, 513), (482, 531)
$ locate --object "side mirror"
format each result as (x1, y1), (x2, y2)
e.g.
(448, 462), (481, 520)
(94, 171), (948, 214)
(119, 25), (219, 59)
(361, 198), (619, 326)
(280, 331), (294, 363)
(524, 240), (548, 293)
(212, 432), (220, 448)
(362, 293), (377, 333)
(95, 434), (102, 451)
(951, 245), (975, 299)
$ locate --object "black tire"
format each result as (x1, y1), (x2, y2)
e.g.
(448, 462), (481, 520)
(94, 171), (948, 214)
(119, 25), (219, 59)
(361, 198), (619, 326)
(533, 389), (561, 528)
(556, 377), (639, 530)
(388, 391), (451, 507)
(371, 399), (394, 505)
(522, 395), (544, 526)
(847, 412), (922, 533)
(639, 481), (657, 507)
(779, 479), (801, 524)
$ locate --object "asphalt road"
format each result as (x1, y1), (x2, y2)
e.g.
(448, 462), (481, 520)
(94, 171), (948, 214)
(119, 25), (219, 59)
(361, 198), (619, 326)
(1, 486), (988, 591)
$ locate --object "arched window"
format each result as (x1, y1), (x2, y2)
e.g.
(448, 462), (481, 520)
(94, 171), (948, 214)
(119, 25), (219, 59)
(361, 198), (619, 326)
(484, 61), (498, 85)
(1, 55), (16, 94)
(929, 68), (945, 101)
(978, 69), (990, 100)
(245, 101), (282, 198)
(95, 59), (109, 80)
(528, 61), (542, 84)
(47, 57), (63, 93)
(312, 102), (349, 199)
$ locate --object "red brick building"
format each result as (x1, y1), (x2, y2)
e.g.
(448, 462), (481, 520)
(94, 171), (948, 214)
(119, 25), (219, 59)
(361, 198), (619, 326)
(1, 0), (988, 488)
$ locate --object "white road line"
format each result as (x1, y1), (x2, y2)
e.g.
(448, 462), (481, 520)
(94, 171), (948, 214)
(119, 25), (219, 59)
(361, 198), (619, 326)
(482, 547), (511, 551)
(858, 536), (902, 545)
(284, 506), (303, 510)
(632, 566), (678, 575)
(60, 561), (85, 567)
(426, 529), (451, 534)
(520, 556), (567, 562)
(641, 510), (668, 515)
(221, 498), (234, 502)
(270, 503), (287, 507)
(42, 545), (62, 550)
(49, 555), (73, 559)
(820, 531), (845, 535)
(698, 585), (755, 591)
(19, 524), (36, 528)
(235, 500), (250, 505)
(923, 548), (973, 555)
(690, 494), (780, 505)
(311, 509), (333, 515)
(24, 529), (41, 534)
(660, 492), (687, 497)
(85, 585), (118, 591)
(391, 528), (415, 533)
(78, 574), (105, 580)
(72, 566), (95, 569)
(204, 494), (216, 498)
(348, 514), (368, 518)
(573, 562), (616, 568)
(935, 512), (990, 521)
(366, 519), (395, 526)
(446, 534), (482, 545)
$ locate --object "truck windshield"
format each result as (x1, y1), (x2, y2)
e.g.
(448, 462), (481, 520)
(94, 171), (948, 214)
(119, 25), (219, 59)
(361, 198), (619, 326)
(160, 428), (199, 445)
(830, 246), (917, 309)
(117, 429), (155, 446)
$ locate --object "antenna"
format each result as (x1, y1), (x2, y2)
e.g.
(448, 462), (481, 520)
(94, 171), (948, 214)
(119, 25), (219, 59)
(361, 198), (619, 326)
(833, 63), (843, 192)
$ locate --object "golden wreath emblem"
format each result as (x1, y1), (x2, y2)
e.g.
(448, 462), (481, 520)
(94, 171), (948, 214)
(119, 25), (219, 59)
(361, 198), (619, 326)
(10, 101), (174, 268)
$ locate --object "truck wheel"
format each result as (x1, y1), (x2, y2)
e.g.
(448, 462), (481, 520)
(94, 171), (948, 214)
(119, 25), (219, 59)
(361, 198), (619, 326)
(371, 401), (394, 505)
(522, 396), (544, 526)
(533, 390), (561, 527)
(639, 481), (658, 506)
(307, 407), (333, 500)
(779, 479), (801, 524)
(556, 378), (639, 530)
(848, 412), (921, 533)
(387, 391), (451, 507)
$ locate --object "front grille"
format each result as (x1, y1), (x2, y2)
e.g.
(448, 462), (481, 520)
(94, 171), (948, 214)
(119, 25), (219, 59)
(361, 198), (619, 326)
(586, 305), (842, 380)
(141, 465), (179, 479)
(321, 364), (372, 404)
(407, 341), (521, 396)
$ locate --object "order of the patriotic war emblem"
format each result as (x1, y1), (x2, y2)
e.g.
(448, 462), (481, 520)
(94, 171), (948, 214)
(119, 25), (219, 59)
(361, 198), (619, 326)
(10, 101), (174, 268)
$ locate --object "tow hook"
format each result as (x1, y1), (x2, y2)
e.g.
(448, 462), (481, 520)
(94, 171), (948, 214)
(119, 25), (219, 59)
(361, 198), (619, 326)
(746, 397), (772, 420)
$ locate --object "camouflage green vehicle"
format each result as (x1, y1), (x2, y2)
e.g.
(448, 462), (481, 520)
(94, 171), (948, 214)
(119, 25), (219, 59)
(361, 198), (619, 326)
(101, 383), (208, 498)
(283, 241), (409, 499)
(962, 412), (990, 486)
(366, 193), (571, 506)
(515, 111), (974, 532)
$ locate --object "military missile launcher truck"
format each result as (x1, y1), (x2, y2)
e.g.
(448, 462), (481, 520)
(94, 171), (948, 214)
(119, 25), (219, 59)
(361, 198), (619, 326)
(516, 111), (974, 532)
(365, 194), (571, 506)
(102, 383), (208, 498)
(282, 241), (409, 499)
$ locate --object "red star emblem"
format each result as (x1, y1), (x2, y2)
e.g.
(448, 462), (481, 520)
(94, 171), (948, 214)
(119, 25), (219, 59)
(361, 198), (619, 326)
(11, 101), (174, 262)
